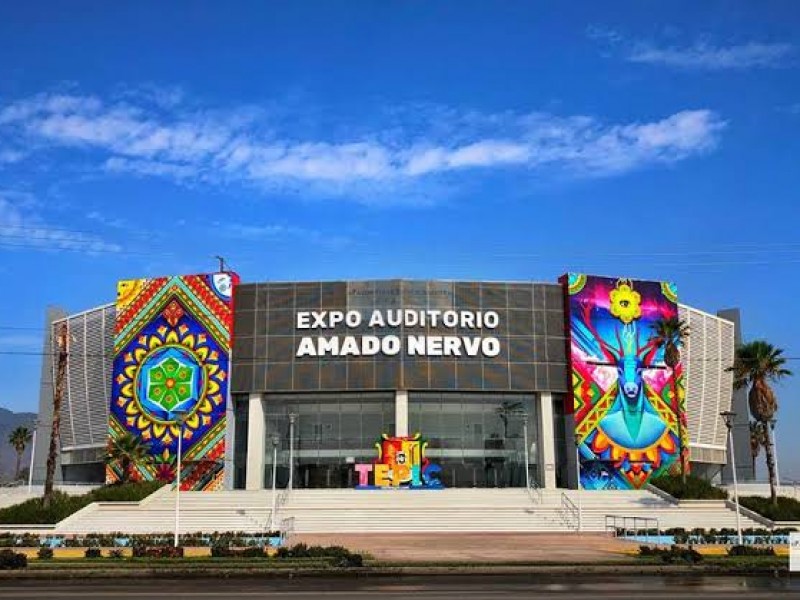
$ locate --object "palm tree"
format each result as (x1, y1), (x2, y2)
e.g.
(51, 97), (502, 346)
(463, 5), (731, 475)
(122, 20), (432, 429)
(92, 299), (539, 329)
(44, 322), (68, 509)
(749, 421), (767, 475)
(107, 433), (151, 484)
(8, 426), (32, 480)
(651, 317), (690, 483)
(727, 340), (792, 506)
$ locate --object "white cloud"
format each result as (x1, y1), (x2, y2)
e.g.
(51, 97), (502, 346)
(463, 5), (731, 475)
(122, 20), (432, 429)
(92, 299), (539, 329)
(0, 92), (727, 202)
(628, 41), (794, 70)
(0, 191), (121, 254)
(214, 221), (351, 248)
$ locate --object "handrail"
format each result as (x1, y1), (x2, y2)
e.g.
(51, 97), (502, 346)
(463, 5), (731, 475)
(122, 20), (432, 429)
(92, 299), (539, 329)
(560, 492), (578, 531)
(605, 514), (660, 545)
(526, 470), (543, 504)
(644, 482), (678, 504)
(279, 516), (295, 540)
(277, 487), (290, 508)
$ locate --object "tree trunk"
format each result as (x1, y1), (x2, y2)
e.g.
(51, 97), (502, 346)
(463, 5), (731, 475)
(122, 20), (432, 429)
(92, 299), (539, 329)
(15, 451), (22, 480)
(44, 323), (68, 509)
(764, 422), (778, 506)
(673, 376), (686, 484)
(122, 457), (131, 483)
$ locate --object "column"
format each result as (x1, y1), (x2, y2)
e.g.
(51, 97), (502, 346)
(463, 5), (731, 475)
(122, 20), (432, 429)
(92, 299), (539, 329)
(395, 390), (409, 437)
(538, 392), (558, 489)
(223, 395), (236, 490)
(245, 393), (266, 490)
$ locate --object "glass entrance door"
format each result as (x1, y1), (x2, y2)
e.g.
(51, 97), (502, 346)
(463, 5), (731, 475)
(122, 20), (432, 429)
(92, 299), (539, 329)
(263, 392), (395, 489)
(408, 392), (538, 488)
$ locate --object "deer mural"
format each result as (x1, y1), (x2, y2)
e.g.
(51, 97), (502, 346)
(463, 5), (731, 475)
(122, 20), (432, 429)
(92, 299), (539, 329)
(573, 298), (667, 450)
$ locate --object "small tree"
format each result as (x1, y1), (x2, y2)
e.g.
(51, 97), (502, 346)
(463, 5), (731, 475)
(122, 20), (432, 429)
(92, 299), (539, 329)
(8, 426), (32, 480)
(107, 433), (151, 483)
(727, 340), (792, 506)
(651, 317), (690, 483)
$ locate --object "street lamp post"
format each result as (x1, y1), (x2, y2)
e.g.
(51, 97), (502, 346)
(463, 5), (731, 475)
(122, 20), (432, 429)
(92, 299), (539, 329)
(522, 413), (530, 490)
(574, 433), (583, 534)
(288, 414), (297, 491)
(269, 433), (279, 531)
(720, 411), (743, 546)
(27, 420), (39, 495)
(769, 418), (781, 495)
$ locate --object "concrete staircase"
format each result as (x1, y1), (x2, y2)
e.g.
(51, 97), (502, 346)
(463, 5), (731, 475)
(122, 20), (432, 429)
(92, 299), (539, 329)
(55, 487), (275, 535)
(50, 486), (767, 535)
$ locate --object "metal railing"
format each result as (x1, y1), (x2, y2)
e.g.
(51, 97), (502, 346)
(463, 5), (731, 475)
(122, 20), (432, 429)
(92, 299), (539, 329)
(559, 492), (579, 531)
(277, 487), (291, 509)
(280, 516), (295, 540)
(526, 469), (543, 504)
(605, 515), (660, 544)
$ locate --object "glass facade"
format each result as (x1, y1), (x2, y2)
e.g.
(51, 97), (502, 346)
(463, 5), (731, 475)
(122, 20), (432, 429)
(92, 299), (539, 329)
(233, 390), (543, 489)
(262, 392), (395, 489)
(408, 392), (539, 488)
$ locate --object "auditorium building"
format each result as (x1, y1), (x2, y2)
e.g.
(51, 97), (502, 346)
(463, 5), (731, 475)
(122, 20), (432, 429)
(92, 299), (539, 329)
(31, 275), (754, 493)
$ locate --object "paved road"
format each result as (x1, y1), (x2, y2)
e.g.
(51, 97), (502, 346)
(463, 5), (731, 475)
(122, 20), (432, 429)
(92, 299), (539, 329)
(0, 575), (799, 599)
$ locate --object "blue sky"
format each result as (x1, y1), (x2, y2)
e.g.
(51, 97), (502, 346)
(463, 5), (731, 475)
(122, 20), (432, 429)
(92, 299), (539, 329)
(0, 2), (798, 479)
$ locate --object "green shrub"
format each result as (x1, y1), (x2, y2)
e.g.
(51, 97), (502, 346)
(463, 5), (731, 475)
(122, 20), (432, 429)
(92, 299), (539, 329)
(0, 482), (163, 525)
(132, 545), (184, 558)
(638, 545), (703, 564)
(211, 545), (266, 558)
(728, 545), (776, 556)
(275, 544), (363, 567)
(650, 474), (728, 500)
(37, 547), (54, 560)
(84, 547), (102, 559)
(0, 533), (39, 547)
(739, 496), (800, 521)
(0, 549), (27, 570)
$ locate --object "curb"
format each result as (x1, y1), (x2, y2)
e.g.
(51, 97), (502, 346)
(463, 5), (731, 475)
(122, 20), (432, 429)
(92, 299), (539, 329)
(0, 563), (790, 580)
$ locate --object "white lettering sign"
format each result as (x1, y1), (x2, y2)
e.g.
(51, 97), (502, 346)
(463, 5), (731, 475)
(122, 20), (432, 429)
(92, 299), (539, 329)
(294, 309), (502, 357)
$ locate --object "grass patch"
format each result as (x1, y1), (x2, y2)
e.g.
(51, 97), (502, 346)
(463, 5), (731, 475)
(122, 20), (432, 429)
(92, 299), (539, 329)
(739, 495), (800, 521)
(650, 474), (728, 500)
(0, 482), (163, 525)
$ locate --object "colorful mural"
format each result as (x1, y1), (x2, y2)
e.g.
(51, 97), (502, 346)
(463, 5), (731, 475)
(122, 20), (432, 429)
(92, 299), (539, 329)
(562, 274), (686, 490)
(107, 272), (238, 490)
(354, 434), (444, 488)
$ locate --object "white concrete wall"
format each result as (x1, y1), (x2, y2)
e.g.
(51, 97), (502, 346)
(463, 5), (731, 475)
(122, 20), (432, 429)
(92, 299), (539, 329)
(245, 393), (265, 490)
(395, 390), (408, 437)
(538, 392), (557, 489)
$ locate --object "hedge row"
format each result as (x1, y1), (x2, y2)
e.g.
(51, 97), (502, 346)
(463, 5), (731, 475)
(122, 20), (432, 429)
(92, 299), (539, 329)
(0, 482), (163, 525)
(638, 545), (703, 564)
(649, 474), (728, 500)
(0, 531), (281, 548)
(739, 495), (800, 522)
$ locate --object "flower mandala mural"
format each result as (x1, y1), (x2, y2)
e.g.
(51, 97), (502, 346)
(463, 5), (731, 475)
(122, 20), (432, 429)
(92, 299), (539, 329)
(108, 273), (238, 491)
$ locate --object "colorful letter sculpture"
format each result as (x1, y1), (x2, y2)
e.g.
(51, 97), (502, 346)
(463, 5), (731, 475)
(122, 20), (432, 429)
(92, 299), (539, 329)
(354, 434), (443, 489)
(107, 272), (238, 490)
(562, 273), (687, 490)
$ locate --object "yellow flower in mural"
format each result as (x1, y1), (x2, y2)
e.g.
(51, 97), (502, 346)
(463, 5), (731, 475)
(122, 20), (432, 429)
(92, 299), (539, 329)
(609, 280), (642, 324)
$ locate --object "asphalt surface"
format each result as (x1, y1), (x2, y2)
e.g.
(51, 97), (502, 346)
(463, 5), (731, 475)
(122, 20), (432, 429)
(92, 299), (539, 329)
(0, 575), (799, 599)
